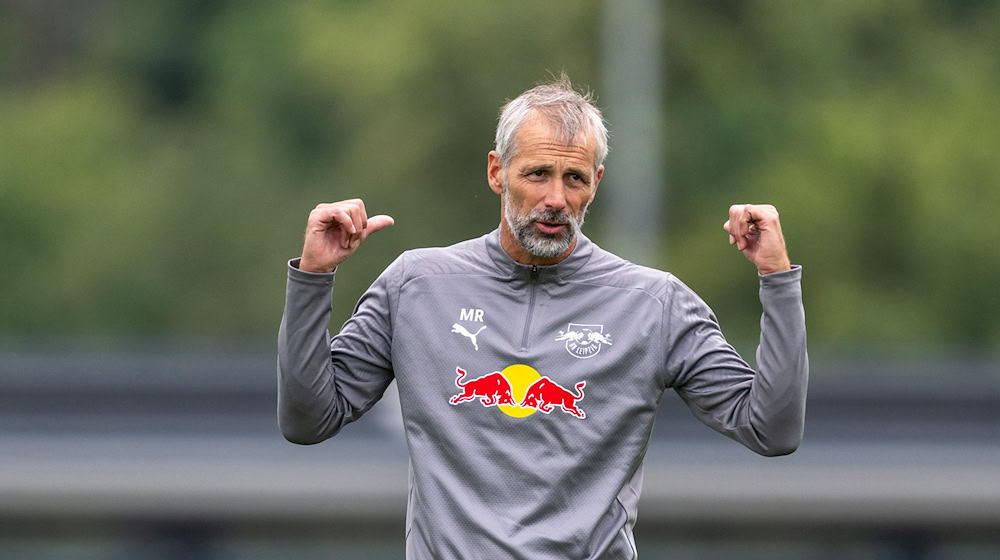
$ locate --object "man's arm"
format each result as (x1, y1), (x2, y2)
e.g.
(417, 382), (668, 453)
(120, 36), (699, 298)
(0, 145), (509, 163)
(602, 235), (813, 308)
(666, 204), (807, 456)
(276, 200), (395, 444)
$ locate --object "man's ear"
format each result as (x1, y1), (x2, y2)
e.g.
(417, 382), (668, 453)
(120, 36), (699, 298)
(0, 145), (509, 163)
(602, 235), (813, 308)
(487, 151), (504, 195)
(590, 165), (604, 202)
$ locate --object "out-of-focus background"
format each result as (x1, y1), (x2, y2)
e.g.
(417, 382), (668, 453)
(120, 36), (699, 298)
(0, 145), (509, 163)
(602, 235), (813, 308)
(1, 1), (997, 558)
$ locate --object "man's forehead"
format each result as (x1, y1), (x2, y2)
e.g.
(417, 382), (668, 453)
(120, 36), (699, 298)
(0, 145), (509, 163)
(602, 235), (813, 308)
(514, 115), (596, 160)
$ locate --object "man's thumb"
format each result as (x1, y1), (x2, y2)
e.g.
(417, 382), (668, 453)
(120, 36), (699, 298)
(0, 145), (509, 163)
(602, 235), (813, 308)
(365, 214), (395, 235)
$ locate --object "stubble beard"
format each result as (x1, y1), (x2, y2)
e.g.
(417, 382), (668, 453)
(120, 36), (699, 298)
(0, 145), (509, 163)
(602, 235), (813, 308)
(502, 181), (588, 259)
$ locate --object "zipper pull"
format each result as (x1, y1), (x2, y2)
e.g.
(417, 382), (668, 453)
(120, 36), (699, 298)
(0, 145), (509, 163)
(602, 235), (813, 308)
(530, 265), (539, 280)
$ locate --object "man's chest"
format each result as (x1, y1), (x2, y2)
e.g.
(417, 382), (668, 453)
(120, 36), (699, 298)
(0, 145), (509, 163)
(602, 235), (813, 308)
(390, 275), (664, 424)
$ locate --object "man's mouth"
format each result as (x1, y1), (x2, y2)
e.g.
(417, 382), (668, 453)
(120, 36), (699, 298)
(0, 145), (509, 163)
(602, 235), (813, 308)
(534, 221), (568, 235)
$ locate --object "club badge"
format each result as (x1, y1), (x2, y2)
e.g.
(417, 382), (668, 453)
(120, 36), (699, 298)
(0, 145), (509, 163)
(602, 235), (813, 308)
(555, 323), (612, 359)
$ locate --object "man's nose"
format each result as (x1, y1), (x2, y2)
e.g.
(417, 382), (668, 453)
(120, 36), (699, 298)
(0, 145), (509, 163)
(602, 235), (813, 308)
(542, 181), (567, 210)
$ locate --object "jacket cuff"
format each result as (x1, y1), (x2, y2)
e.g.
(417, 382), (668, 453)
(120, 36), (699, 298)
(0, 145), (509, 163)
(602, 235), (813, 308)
(759, 264), (801, 286)
(287, 258), (336, 286)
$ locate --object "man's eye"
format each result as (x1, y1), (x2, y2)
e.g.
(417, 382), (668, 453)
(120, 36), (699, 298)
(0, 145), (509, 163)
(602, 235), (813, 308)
(531, 170), (545, 176)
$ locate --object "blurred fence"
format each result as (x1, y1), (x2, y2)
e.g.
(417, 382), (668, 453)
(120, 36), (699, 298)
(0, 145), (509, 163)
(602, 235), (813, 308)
(1, 348), (998, 559)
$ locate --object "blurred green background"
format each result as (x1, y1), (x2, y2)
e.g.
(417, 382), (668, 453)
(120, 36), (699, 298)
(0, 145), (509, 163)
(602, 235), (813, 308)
(3, 0), (998, 359)
(2, 2), (999, 559)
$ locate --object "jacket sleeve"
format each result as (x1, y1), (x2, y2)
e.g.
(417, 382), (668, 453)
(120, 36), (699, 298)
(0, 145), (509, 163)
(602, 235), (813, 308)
(665, 266), (808, 456)
(276, 256), (400, 444)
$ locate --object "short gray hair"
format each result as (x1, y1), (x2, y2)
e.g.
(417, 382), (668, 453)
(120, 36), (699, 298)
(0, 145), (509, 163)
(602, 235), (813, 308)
(495, 74), (609, 173)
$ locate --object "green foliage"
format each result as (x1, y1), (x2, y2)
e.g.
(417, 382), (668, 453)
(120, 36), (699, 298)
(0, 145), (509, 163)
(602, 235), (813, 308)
(659, 0), (1000, 353)
(1, 0), (997, 357)
(1, 0), (599, 340)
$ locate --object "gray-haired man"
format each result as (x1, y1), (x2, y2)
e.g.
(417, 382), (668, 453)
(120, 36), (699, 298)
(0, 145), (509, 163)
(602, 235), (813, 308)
(278, 76), (808, 559)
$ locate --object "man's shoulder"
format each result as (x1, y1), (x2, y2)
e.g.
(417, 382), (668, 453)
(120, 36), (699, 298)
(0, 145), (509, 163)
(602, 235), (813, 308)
(394, 233), (493, 280)
(579, 242), (685, 302)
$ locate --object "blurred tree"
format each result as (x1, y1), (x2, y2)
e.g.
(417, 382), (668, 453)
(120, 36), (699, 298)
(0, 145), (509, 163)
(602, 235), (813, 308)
(1, 0), (997, 361)
(657, 0), (1000, 355)
(1, 0), (600, 340)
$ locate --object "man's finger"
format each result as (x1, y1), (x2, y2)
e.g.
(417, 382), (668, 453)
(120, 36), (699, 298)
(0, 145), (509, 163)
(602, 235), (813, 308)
(313, 205), (353, 229)
(723, 219), (736, 245)
(346, 204), (365, 239)
(363, 215), (395, 237)
(729, 205), (750, 250)
(331, 207), (356, 249)
(327, 202), (361, 249)
(312, 206), (356, 250)
(356, 199), (369, 231)
(741, 207), (759, 250)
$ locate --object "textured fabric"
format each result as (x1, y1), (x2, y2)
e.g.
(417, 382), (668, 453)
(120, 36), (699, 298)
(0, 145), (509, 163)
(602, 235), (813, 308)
(277, 229), (808, 559)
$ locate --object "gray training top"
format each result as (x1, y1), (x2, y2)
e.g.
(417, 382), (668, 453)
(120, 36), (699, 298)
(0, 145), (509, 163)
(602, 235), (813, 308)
(278, 229), (808, 560)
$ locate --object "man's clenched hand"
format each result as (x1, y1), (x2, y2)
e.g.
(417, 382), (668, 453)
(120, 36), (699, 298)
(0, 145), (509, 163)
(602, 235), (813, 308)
(299, 199), (394, 273)
(723, 204), (791, 275)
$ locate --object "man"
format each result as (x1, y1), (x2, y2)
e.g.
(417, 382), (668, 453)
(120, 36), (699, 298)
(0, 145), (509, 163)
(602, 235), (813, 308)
(278, 76), (807, 559)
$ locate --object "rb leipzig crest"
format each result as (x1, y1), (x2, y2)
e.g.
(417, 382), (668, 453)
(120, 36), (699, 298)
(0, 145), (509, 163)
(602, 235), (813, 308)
(555, 323), (612, 359)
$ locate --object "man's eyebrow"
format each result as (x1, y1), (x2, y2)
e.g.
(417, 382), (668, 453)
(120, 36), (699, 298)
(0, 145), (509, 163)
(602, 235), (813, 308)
(566, 167), (592, 181)
(519, 163), (554, 173)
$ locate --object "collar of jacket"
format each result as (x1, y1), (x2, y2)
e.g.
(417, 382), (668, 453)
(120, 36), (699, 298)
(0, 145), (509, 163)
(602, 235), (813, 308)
(485, 227), (594, 282)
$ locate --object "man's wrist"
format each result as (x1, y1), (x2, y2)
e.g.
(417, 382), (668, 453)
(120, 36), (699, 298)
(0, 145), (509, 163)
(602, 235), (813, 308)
(289, 258), (336, 278)
(757, 258), (792, 276)
(759, 264), (801, 283)
(297, 257), (336, 274)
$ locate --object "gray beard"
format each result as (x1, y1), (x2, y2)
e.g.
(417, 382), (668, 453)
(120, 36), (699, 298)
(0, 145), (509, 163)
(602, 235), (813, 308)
(502, 185), (587, 259)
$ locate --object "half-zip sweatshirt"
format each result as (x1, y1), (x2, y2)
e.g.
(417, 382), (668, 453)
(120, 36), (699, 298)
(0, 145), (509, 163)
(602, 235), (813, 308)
(277, 228), (808, 560)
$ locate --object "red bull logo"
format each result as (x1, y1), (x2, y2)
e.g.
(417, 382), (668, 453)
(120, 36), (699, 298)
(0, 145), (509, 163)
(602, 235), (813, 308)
(520, 377), (586, 418)
(449, 367), (515, 407)
(449, 365), (587, 419)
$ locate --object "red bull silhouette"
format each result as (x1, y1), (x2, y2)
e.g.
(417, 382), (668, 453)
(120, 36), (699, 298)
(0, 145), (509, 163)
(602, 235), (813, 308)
(554, 329), (585, 343)
(586, 330), (613, 346)
(520, 376), (587, 419)
(449, 367), (515, 407)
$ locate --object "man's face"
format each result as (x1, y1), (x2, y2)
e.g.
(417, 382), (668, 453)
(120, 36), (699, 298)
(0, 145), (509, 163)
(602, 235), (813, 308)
(488, 114), (603, 264)
(501, 178), (585, 260)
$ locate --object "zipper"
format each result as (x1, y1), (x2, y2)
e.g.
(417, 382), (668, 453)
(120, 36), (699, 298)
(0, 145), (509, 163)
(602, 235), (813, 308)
(519, 266), (539, 351)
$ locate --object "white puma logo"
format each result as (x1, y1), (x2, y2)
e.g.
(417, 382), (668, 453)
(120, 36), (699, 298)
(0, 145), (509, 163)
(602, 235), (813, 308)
(451, 323), (487, 351)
